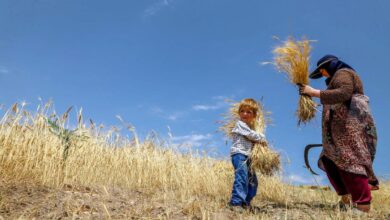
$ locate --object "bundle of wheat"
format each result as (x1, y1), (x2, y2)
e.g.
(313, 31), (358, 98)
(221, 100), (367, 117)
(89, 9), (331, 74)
(219, 100), (280, 175)
(272, 37), (318, 125)
(250, 142), (281, 175)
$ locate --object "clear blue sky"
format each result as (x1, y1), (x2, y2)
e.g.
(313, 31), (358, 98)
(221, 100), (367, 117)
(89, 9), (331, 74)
(1, 0), (389, 185)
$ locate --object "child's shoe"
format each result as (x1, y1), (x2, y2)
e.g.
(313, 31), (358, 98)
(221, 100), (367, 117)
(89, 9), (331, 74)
(227, 204), (245, 213)
(246, 205), (263, 214)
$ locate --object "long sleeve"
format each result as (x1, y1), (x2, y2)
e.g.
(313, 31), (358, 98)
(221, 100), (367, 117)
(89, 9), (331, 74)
(232, 120), (265, 142)
(320, 70), (354, 105)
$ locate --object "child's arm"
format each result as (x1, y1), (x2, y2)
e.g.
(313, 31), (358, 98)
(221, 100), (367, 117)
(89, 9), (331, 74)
(232, 121), (266, 142)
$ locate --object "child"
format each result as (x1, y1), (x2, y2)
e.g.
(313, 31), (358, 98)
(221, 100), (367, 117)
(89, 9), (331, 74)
(229, 98), (267, 211)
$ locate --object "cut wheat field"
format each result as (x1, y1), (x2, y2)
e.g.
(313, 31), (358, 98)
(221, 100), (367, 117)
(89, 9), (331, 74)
(0, 103), (389, 219)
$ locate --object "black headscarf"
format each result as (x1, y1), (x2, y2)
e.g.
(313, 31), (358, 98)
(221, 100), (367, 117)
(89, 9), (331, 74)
(323, 58), (354, 85)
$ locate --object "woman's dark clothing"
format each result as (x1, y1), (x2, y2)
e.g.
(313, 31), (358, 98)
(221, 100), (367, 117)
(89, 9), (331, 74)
(318, 68), (378, 187)
(322, 156), (371, 205)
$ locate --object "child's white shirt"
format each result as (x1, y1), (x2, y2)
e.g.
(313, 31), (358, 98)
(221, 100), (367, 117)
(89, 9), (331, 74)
(230, 120), (266, 156)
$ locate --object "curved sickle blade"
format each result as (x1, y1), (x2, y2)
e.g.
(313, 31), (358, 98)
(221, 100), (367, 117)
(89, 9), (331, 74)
(304, 144), (323, 175)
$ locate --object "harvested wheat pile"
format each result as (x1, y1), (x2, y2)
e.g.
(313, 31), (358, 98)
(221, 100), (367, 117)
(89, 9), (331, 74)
(272, 37), (318, 125)
(219, 100), (280, 175)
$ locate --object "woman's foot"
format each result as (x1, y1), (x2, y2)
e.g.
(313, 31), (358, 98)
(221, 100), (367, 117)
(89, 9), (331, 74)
(338, 201), (349, 211)
(351, 207), (370, 217)
(338, 194), (352, 211)
(356, 204), (370, 213)
(341, 194), (351, 204)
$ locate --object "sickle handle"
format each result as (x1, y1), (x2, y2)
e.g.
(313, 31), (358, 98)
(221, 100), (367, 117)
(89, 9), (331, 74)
(304, 144), (323, 175)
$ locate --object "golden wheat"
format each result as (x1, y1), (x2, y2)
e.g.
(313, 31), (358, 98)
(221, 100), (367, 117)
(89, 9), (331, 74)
(0, 102), (389, 219)
(272, 37), (318, 125)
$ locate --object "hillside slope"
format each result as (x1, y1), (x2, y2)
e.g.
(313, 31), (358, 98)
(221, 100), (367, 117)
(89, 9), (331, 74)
(0, 103), (389, 219)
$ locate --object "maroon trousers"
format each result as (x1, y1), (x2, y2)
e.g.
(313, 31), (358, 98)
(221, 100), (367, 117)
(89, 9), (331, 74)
(322, 156), (371, 205)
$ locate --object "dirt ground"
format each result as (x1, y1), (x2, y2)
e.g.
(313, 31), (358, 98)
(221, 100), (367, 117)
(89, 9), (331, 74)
(1, 178), (388, 220)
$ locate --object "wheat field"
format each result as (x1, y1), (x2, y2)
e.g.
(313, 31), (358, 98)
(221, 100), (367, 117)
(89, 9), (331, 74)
(0, 102), (389, 219)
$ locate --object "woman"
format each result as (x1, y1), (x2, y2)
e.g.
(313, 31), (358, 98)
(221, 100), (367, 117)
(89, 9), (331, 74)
(300, 55), (378, 213)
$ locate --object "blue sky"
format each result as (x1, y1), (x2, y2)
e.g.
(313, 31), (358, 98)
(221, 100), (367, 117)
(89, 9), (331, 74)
(1, 0), (389, 185)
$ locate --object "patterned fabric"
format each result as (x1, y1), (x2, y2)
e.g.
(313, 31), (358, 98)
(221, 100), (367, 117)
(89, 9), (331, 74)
(318, 68), (378, 185)
(230, 120), (265, 156)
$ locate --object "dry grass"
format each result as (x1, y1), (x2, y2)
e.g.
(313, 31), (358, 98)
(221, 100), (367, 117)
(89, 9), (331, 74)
(272, 37), (318, 125)
(0, 102), (389, 219)
(0, 102), (229, 198)
(219, 100), (281, 175)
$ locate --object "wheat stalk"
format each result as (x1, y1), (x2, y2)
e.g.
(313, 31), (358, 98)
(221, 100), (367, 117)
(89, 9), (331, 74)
(272, 37), (318, 125)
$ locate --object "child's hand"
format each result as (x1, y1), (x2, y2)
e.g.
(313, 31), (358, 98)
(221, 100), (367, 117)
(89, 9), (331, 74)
(252, 139), (267, 145)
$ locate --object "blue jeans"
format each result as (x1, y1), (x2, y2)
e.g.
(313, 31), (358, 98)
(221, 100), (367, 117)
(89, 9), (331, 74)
(230, 153), (258, 206)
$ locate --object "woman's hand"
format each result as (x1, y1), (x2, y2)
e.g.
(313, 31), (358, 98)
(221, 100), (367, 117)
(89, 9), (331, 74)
(299, 85), (321, 98)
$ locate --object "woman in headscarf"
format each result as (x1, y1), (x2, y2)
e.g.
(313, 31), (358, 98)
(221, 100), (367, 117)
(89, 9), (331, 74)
(300, 55), (378, 213)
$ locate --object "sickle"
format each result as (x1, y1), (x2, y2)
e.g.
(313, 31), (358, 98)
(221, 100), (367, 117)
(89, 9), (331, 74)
(304, 144), (323, 175)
